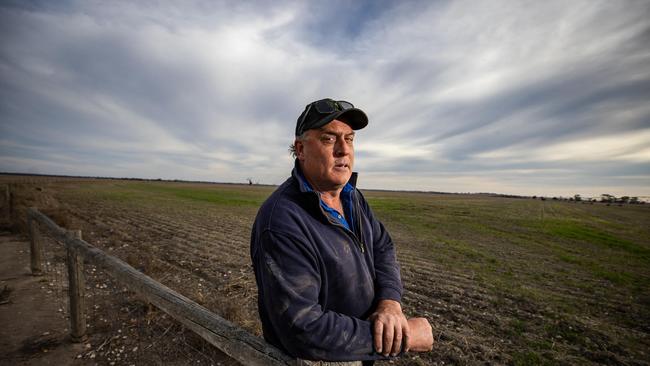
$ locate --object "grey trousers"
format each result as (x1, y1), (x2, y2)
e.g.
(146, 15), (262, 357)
(295, 360), (362, 366)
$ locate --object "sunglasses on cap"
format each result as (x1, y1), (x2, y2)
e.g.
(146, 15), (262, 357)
(296, 99), (355, 135)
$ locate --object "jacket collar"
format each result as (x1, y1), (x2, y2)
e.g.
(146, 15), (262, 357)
(291, 159), (358, 193)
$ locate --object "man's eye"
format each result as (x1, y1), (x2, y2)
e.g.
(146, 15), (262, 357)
(321, 136), (335, 143)
(345, 137), (354, 143)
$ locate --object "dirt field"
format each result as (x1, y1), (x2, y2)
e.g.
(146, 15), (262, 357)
(1, 175), (649, 365)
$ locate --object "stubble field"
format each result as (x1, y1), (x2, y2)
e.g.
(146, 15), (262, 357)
(3, 175), (649, 365)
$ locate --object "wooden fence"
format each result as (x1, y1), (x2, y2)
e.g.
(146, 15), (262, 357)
(27, 207), (294, 366)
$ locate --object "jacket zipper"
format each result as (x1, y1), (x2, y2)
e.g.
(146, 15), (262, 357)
(320, 207), (366, 253)
(311, 190), (366, 253)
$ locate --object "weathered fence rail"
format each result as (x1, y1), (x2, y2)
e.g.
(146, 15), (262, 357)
(27, 207), (294, 366)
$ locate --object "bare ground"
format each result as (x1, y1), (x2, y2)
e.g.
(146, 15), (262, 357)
(0, 231), (91, 366)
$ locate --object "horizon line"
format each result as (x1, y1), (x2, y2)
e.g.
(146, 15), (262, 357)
(2, 171), (648, 201)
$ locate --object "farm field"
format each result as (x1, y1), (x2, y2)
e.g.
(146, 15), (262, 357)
(3, 175), (650, 365)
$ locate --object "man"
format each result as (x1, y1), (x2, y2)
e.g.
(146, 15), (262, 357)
(250, 98), (433, 364)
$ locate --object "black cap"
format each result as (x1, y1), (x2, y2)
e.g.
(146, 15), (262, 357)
(295, 98), (368, 136)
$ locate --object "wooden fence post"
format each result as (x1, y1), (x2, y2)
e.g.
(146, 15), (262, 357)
(28, 211), (43, 276)
(67, 229), (87, 342)
(6, 184), (13, 218)
(3, 184), (8, 216)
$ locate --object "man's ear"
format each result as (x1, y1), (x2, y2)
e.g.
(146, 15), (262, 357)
(295, 139), (305, 160)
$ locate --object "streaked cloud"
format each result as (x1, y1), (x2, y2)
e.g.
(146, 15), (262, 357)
(1, 0), (649, 197)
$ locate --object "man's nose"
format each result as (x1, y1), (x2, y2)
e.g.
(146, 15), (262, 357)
(335, 138), (352, 156)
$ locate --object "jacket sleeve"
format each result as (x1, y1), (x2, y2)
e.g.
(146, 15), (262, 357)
(364, 200), (403, 303)
(256, 229), (382, 361)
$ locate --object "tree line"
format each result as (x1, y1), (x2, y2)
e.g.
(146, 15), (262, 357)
(532, 194), (644, 204)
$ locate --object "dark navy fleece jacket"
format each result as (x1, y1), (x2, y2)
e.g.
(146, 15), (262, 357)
(250, 162), (403, 361)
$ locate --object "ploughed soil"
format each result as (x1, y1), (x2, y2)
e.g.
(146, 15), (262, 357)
(1, 175), (649, 365)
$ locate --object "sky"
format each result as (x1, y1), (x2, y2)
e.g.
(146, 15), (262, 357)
(1, 0), (649, 198)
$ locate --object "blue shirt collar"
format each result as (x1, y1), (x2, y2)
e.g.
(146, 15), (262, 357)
(293, 161), (356, 231)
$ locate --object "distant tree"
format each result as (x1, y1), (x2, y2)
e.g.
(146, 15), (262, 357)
(619, 196), (630, 204)
(630, 197), (639, 204)
(601, 194), (615, 203)
(246, 177), (253, 185)
(574, 194), (582, 202)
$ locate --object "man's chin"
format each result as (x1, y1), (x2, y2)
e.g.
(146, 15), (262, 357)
(329, 173), (352, 186)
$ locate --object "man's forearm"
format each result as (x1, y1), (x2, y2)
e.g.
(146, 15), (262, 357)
(406, 317), (434, 352)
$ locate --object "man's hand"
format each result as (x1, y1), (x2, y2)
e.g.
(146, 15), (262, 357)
(406, 317), (434, 352)
(369, 299), (410, 356)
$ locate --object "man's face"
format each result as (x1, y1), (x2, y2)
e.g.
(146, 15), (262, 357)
(295, 119), (355, 191)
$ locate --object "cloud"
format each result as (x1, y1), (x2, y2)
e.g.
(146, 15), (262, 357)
(1, 0), (649, 196)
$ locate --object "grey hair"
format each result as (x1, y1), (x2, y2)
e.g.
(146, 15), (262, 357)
(288, 131), (309, 158)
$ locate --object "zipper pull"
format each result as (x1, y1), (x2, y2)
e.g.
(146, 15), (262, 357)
(360, 241), (366, 253)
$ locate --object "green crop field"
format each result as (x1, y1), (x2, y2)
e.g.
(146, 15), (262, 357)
(364, 190), (649, 365)
(5, 176), (650, 365)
